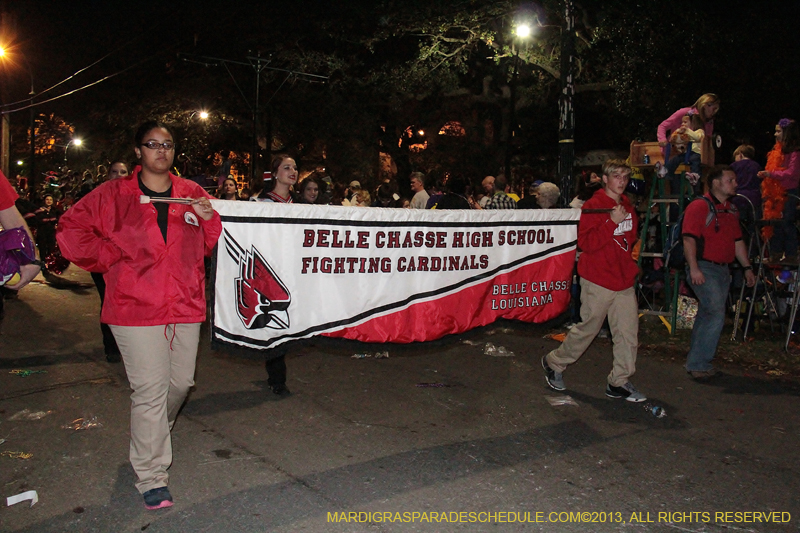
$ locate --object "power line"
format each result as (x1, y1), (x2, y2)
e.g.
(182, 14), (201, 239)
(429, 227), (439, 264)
(1, 53), (161, 115)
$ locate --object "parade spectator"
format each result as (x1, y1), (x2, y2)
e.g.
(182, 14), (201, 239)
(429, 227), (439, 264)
(485, 174), (516, 209)
(425, 177), (446, 209)
(342, 180), (361, 206)
(478, 176), (494, 208)
(400, 197), (411, 208)
(504, 175), (521, 202)
(91, 160), (128, 362)
(758, 119), (800, 263)
(56, 121), (221, 510)
(534, 182), (561, 209)
(542, 159), (646, 402)
(730, 144), (762, 224)
(352, 188), (372, 207)
(372, 183), (399, 208)
(665, 112), (705, 196)
(683, 166), (755, 380)
(249, 154), (297, 397)
(516, 180), (544, 209)
(657, 93), (719, 149)
(409, 172), (430, 209)
(435, 174), (471, 209)
(329, 182), (347, 206)
(34, 194), (60, 265)
(570, 172), (602, 209)
(297, 177), (322, 204)
(219, 177), (242, 201)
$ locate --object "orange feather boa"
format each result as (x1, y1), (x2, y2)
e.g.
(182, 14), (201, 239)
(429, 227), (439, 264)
(761, 142), (786, 241)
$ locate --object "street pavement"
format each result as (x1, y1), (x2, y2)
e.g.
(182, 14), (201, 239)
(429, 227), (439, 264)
(0, 267), (798, 533)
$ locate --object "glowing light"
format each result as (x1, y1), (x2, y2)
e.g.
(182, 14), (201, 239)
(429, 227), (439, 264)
(73, 138), (82, 146)
(17, 160), (24, 166)
(516, 24), (531, 38)
(199, 111), (209, 119)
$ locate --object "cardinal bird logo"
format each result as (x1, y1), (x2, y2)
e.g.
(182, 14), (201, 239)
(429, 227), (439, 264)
(224, 230), (291, 330)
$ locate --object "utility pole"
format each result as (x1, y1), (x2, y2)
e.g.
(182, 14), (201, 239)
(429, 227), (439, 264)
(558, 0), (575, 207)
(179, 53), (327, 181)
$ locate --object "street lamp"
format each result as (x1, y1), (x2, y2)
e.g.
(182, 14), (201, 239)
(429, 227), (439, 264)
(64, 138), (82, 164)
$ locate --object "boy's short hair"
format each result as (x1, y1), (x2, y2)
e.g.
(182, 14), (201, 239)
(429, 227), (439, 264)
(707, 165), (733, 188)
(601, 159), (631, 179)
(733, 144), (755, 159)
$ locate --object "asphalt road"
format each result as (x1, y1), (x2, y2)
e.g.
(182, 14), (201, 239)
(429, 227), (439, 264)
(1, 268), (798, 533)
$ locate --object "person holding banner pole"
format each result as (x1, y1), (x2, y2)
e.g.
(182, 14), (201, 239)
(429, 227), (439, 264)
(250, 154), (297, 396)
(541, 159), (646, 402)
(56, 121), (222, 510)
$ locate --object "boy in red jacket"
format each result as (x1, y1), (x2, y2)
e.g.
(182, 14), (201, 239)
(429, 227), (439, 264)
(542, 159), (646, 402)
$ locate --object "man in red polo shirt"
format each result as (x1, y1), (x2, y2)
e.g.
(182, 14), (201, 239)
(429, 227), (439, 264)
(683, 166), (755, 380)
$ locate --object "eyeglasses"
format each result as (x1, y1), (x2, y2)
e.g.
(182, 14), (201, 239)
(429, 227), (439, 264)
(141, 141), (175, 151)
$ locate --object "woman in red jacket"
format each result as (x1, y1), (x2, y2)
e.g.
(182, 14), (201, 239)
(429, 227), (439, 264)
(57, 121), (222, 510)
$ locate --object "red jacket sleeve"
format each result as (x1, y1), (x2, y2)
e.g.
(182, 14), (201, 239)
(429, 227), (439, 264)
(196, 186), (222, 256)
(0, 171), (19, 210)
(56, 186), (124, 273)
(578, 211), (617, 253)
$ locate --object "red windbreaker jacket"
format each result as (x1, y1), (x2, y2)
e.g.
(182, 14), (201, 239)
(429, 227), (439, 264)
(577, 188), (639, 291)
(57, 168), (222, 326)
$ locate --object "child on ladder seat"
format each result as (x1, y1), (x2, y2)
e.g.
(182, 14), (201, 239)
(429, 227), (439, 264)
(666, 112), (705, 197)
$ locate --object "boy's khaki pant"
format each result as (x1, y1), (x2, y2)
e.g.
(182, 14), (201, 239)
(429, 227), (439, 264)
(110, 323), (200, 493)
(546, 279), (638, 387)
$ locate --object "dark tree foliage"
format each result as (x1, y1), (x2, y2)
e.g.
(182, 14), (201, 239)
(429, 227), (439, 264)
(7, 0), (800, 185)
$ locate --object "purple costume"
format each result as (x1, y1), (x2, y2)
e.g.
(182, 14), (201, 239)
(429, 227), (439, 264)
(730, 158), (762, 216)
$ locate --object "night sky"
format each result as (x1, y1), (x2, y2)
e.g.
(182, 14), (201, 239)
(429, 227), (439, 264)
(2, 1), (799, 168)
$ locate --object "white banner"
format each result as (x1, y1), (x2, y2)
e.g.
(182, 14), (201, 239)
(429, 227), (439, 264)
(211, 201), (579, 349)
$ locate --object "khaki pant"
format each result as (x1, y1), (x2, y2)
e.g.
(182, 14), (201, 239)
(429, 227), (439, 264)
(545, 279), (638, 387)
(110, 323), (200, 493)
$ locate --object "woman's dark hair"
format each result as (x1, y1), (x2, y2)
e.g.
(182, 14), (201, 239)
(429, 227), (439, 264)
(575, 171), (602, 201)
(262, 153), (293, 194)
(298, 176), (322, 204)
(134, 121), (174, 146)
(109, 160), (129, 171)
(221, 177), (239, 199)
(329, 182), (346, 205)
(446, 174), (468, 196)
(781, 120), (800, 154)
(373, 182), (397, 207)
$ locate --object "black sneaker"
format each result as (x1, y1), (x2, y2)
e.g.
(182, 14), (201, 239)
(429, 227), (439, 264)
(542, 356), (565, 391)
(605, 382), (647, 402)
(271, 384), (292, 397)
(143, 486), (173, 510)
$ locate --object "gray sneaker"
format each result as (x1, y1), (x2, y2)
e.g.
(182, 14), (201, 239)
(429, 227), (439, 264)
(542, 356), (565, 391)
(606, 382), (646, 402)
